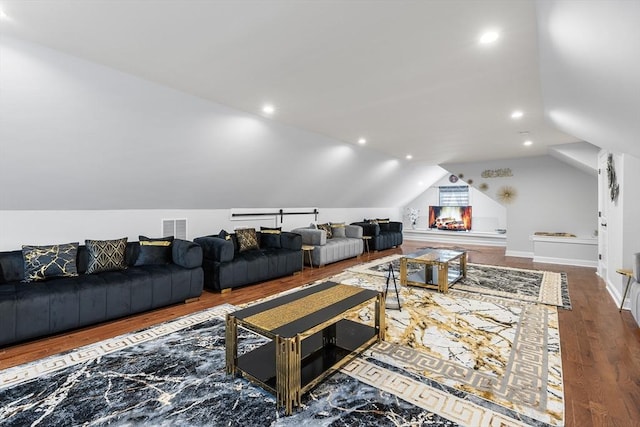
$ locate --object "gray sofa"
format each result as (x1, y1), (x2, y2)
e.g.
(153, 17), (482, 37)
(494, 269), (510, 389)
(0, 239), (204, 348)
(291, 224), (363, 267)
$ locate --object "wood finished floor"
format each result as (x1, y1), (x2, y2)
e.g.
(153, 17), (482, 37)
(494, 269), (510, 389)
(1, 240), (639, 426)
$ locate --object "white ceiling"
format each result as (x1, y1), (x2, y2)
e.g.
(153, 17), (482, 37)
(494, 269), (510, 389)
(0, 0), (581, 165)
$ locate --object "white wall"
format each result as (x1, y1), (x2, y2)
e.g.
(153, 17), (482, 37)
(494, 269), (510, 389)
(443, 155), (597, 256)
(0, 36), (440, 249)
(0, 207), (401, 251)
(402, 174), (507, 232)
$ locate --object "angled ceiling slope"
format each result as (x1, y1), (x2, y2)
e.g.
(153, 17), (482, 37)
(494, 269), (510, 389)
(0, 0), (577, 165)
(537, 0), (640, 159)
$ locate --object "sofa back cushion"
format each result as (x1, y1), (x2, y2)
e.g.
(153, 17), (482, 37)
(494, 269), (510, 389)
(259, 227), (282, 249)
(330, 222), (346, 238)
(134, 236), (174, 266)
(376, 218), (391, 231)
(0, 250), (25, 284)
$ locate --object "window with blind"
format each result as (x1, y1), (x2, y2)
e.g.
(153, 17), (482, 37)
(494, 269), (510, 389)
(439, 186), (469, 206)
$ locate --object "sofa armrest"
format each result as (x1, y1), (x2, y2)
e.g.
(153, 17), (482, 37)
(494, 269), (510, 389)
(351, 222), (380, 237)
(280, 231), (302, 250)
(345, 225), (363, 239)
(388, 221), (403, 233)
(291, 227), (326, 246)
(172, 239), (203, 269)
(193, 236), (234, 263)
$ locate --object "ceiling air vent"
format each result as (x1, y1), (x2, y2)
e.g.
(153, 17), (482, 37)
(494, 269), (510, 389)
(162, 219), (187, 240)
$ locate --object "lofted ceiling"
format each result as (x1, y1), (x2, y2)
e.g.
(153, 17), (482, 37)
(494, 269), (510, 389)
(0, 0), (582, 165)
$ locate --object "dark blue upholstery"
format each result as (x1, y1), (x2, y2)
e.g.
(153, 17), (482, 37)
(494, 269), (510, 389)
(351, 221), (403, 251)
(0, 240), (203, 348)
(195, 231), (302, 291)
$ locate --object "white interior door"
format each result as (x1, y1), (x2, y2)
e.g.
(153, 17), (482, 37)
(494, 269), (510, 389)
(597, 151), (609, 278)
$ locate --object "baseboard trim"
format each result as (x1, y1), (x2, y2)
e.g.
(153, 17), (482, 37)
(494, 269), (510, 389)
(505, 250), (534, 258)
(532, 255), (598, 268)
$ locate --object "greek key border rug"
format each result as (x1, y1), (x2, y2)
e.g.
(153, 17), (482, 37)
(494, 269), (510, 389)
(0, 284), (563, 426)
(346, 254), (571, 309)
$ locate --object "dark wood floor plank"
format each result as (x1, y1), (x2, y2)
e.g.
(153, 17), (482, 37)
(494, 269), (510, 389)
(1, 240), (639, 426)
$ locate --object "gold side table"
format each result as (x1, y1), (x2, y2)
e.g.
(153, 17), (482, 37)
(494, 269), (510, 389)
(362, 236), (372, 254)
(617, 268), (635, 312)
(301, 245), (314, 269)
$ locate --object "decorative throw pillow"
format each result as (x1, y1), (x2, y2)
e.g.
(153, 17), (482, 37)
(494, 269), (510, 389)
(134, 236), (174, 266)
(235, 228), (259, 252)
(218, 229), (231, 240)
(85, 237), (128, 274)
(330, 222), (346, 238)
(317, 223), (333, 239)
(22, 242), (79, 282)
(366, 219), (379, 225)
(260, 227), (282, 249)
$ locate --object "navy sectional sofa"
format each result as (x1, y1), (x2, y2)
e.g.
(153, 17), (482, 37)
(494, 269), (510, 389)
(0, 239), (203, 348)
(351, 221), (403, 251)
(195, 231), (302, 292)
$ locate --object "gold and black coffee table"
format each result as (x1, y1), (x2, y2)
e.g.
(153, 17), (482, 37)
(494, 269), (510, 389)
(400, 248), (467, 293)
(226, 281), (384, 415)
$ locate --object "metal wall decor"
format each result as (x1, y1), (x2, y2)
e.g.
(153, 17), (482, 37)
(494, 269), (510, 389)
(481, 168), (513, 178)
(606, 154), (620, 202)
(497, 186), (517, 204)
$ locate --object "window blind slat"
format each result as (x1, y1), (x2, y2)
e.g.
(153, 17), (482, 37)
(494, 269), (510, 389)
(439, 186), (469, 206)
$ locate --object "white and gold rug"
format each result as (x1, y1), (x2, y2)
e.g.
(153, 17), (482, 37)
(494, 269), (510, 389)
(334, 271), (564, 426)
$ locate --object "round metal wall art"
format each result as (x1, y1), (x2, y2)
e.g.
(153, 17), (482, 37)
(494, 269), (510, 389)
(497, 185), (517, 203)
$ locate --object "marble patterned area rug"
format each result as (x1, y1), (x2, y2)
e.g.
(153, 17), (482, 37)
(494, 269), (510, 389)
(330, 272), (564, 426)
(346, 254), (571, 309)
(0, 282), (564, 427)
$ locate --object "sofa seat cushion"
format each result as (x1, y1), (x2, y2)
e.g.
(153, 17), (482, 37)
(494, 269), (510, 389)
(371, 231), (403, 251)
(311, 237), (363, 266)
(0, 264), (204, 348)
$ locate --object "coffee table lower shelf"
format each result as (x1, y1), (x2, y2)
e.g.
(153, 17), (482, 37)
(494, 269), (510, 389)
(237, 319), (376, 395)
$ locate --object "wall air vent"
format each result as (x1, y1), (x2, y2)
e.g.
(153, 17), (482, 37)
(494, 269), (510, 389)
(162, 219), (187, 240)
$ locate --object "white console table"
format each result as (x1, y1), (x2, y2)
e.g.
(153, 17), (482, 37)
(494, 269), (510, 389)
(530, 235), (598, 267)
(403, 228), (506, 247)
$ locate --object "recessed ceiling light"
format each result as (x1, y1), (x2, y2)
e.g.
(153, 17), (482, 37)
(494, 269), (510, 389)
(479, 30), (500, 45)
(511, 110), (523, 119)
(358, 138), (366, 145)
(406, 154), (413, 160)
(262, 104), (275, 114)
(523, 140), (533, 146)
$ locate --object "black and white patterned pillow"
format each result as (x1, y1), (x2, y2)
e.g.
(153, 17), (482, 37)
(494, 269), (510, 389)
(317, 223), (333, 239)
(22, 242), (79, 282)
(235, 228), (259, 252)
(85, 237), (128, 274)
